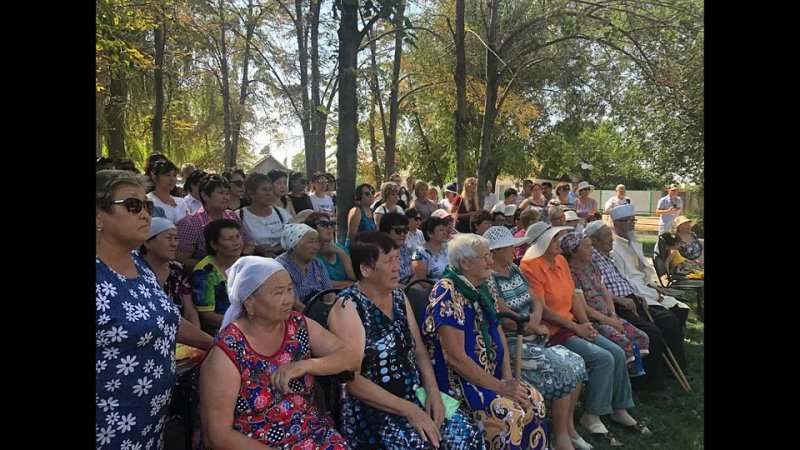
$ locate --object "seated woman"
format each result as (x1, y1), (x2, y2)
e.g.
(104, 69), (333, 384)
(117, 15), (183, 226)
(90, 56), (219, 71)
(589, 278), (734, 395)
(327, 232), (485, 450)
(404, 208), (426, 251)
(561, 232), (651, 376)
(379, 212), (414, 281)
(141, 217), (202, 328)
(239, 172), (292, 257)
(548, 182), (576, 212)
(192, 219), (243, 334)
(662, 232), (704, 278)
(673, 216), (703, 265)
(276, 224), (333, 305)
(483, 226), (591, 450)
(302, 212), (357, 289)
(513, 208), (540, 265)
(411, 210), (453, 281)
(520, 223), (650, 447)
(199, 256), (360, 450)
(374, 182), (405, 229)
(422, 233), (549, 450)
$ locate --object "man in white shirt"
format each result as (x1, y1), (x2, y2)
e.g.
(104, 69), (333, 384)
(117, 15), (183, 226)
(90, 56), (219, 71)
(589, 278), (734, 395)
(515, 179), (533, 207)
(655, 184), (684, 233)
(604, 184), (632, 214)
(483, 180), (498, 211)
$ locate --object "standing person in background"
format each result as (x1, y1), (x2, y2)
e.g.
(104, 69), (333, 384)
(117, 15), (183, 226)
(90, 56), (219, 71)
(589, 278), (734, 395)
(222, 169), (251, 211)
(484, 180), (498, 211)
(405, 175), (417, 204)
(183, 169), (207, 214)
(442, 183), (458, 211)
(239, 172), (292, 257)
(452, 177), (480, 233)
(285, 171), (314, 217)
(410, 181), (436, 222)
(541, 181), (555, 203)
(515, 179), (534, 207)
(346, 184), (377, 248)
(604, 184), (631, 215)
(309, 172), (335, 217)
(655, 184), (684, 233)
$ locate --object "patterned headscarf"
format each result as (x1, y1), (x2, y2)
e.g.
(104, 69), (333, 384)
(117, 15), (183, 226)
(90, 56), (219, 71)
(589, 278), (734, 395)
(281, 223), (315, 252)
(559, 231), (586, 258)
(221, 256), (287, 330)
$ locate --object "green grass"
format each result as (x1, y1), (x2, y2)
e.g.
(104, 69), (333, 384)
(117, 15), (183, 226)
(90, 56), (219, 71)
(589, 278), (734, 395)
(574, 295), (704, 449)
(639, 234), (657, 257)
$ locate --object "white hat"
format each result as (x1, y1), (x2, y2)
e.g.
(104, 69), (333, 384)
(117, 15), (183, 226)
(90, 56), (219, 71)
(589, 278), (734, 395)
(147, 217), (176, 240)
(503, 204), (517, 217)
(295, 209), (316, 224)
(281, 223), (315, 251)
(577, 181), (594, 192)
(221, 256), (287, 330)
(484, 226), (531, 250)
(563, 210), (579, 222)
(521, 222), (574, 260)
(609, 203), (635, 220)
(584, 220), (607, 237)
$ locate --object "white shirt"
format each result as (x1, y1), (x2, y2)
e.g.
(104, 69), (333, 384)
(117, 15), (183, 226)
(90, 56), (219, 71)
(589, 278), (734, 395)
(376, 204), (405, 216)
(405, 229), (425, 251)
(241, 206), (292, 247)
(147, 192), (191, 224)
(183, 193), (203, 214)
(484, 193), (498, 211)
(310, 194), (335, 217)
(604, 196), (631, 213)
(611, 233), (688, 309)
(657, 195), (683, 232)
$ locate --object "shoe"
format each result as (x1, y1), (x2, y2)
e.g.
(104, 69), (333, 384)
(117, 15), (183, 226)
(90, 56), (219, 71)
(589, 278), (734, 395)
(571, 436), (594, 450)
(589, 432), (623, 447)
(611, 418), (652, 436)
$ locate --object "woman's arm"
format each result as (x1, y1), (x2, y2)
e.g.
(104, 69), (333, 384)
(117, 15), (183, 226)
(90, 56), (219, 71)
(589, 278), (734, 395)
(327, 298), (366, 363)
(304, 317), (362, 374)
(176, 317), (213, 349)
(200, 347), (276, 450)
(347, 207), (361, 241)
(180, 293), (202, 328)
(374, 210), (383, 229)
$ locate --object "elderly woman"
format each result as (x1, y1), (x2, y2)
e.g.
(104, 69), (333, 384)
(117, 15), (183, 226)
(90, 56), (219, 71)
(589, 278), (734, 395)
(276, 224), (333, 304)
(141, 217), (202, 328)
(411, 210), (453, 281)
(409, 181), (436, 222)
(146, 159), (191, 224)
(520, 223), (649, 447)
(547, 205), (567, 226)
(239, 172), (292, 257)
(346, 183), (377, 247)
(302, 212), (357, 289)
(327, 232), (485, 449)
(561, 232), (651, 376)
(549, 182), (576, 212)
(96, 170), (212, 450)
(176, 174), (255, 269)
(192, 219), (244, 333)
(374, 182), (405, 229)
(378, 212), (414, 281)
(422, 233), (549, 450)
(674, 215), (704, 265)
(483, 226), (590, 450)
(200, 256), (359, 450)
(574, 182), (598, 221)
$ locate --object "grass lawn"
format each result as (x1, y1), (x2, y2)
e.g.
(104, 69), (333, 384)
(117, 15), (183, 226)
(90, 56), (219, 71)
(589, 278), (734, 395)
(573, 293), (704, 449)
(639, 234), (657, 257)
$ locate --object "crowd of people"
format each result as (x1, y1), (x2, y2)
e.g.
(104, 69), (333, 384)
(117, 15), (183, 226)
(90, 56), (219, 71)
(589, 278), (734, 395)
(96, 155), (702, 450)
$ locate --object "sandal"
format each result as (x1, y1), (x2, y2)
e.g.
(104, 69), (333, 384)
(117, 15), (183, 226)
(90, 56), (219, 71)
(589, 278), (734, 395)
(612, 419), (652, 436)
(589, 431), (623, 447)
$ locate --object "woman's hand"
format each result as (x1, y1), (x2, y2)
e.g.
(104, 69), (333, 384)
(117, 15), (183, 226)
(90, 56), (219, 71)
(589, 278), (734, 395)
(532, 324), (550, 339)
(425, 388), (445, 428)
(270, 360), (309, 395)
(404, 403), (442, 448)
(606, 316), (625, 333)
(573, 322), (598, 341)
(498, 378), (529, 405)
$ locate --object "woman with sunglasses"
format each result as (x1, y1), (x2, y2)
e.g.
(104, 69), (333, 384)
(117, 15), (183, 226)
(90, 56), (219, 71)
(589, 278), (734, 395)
(96, 170), (213, 450)
(221, 169), (252, 211)
(303, 211), (356, 289)
(175, 174), (255, 270)
(146, 159), (191, 224)
(284, 172), (314, 218)
(404, 207), (426, 252)
(346, 183), (377, 248)
(239, 173), (292, 257)
(379, 212), (413, 281)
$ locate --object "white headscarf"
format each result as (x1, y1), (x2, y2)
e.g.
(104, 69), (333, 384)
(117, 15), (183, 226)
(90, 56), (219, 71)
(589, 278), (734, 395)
(221, 256), (287, 330)
(281, 223), (315, 252)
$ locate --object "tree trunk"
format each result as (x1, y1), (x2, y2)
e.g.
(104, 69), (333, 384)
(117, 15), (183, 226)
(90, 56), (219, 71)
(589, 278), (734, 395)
(106, 70), (127, 161)
(152, 13), (166, 154)
(96, 88), (105, 157)
(294, 0), (315, 175)
(231, 0), (255, 163)
(336, 2), (360, 243)
(309, 0), (327, 175)
(384, 0), (405, 178)
(368, 30), (389, 147)
(368, 80), (383, 186)
(218, 0), (234, 169)
(454, 0), (467, 190)
(477, 0), (500, 192)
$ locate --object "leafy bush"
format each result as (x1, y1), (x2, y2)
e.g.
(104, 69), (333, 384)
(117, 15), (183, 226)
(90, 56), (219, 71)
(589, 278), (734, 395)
(685, 210), (704, 238)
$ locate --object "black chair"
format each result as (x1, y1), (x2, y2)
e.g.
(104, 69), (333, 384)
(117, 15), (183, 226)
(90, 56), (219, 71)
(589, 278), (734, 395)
(402, 277), (437, 325)
(652, 236), (704, 320)
(303, 288), (342, 328)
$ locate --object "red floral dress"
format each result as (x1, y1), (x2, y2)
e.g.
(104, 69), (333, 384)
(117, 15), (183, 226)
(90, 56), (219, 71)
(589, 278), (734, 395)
(215, 312), (349, 450)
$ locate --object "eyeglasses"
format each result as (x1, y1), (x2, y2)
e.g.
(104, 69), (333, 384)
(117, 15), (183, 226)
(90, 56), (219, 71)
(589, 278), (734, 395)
(229, 180), (244, 187)
(312, 220), (333, 229)
(111, 198), (155, 215)
(314, 178), (327, 184)
(475, 253), (492, 263)
(391, 226), (409, 234)
(361, 190), (374, 197)
(616, 218), (637, 223)
(407, 216), (420, 221)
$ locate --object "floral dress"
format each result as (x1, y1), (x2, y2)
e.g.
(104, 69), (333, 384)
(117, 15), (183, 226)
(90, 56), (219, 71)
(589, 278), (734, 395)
(337, 286), (485, 450)
(213, 313), (349, 450)
(423, 278), (549, 450)
(96, 251), (181, 450)
(411, 244), (449, 280)
(678, 231), (703, 261)
(569, 264), (650, 364)
(490, 265), (587, 401)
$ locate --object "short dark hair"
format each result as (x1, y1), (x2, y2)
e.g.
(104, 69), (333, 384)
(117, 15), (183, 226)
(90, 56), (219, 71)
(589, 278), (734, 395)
(267, 169), (287, 183)
(422, 214), (452, 242)
(244, 172), (271, 195)
(96, 156), (115, 171)
(204, 219), (240, 256)
(404, 207), (420, 220)
(504, 188), (518, 199)
(144, 153), (168, 176)
(302, 211), (330, 228)
(289, 171), (306, 187)
(541, 181), (553, 189)
(492, 212), (506, 222)
(661, 232), (680, 247)
(349, 231), (398, 280)
(151, 159), (179, 176)
(116, 159), (139, 173)
(199, 174), (230, 205)
(184, 169), (208, 192)
(470, 210), (493, 233)
(378, 212), (409, 233)
(355, 183), (374, 203)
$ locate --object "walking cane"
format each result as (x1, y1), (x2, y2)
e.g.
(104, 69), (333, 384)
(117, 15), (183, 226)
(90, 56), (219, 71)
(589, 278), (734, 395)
(496, 312), (530, 381)
(642, 307), (692, 392)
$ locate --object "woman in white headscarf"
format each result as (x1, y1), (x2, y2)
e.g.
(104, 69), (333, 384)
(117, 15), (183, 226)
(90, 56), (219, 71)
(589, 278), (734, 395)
(276, 223), (334, 304)
(200, 256), (360, 450)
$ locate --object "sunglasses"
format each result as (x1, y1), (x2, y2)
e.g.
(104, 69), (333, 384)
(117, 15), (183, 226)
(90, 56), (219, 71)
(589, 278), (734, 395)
(111, 198), (155, 215)
(407, 216), (420, 220)
(361, 190), (374, 197)
(229, 180), (245, 187)
(312, 220), (333, 229)
(391, 226), (409, 234)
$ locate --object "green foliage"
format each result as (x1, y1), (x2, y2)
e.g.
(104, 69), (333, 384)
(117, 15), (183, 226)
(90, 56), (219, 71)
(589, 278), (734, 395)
(291, 152), (306, 173)
(684, 209), (704, 238)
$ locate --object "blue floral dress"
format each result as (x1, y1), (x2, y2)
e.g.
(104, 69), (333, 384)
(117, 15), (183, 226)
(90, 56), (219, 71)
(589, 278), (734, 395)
(337, 286), (485, 450)
(96, 251), (181, 450)
(423, 278), (549, 450)
(490, 265), (586, 401)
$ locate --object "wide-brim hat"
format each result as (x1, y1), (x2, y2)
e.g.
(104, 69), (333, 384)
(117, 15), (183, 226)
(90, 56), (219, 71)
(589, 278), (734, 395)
(484, 226), (531, 250)
(521, 222), (574, 260)
(577, 181), (594, 192)
(673, 215), (696, 229)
